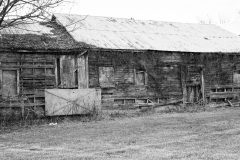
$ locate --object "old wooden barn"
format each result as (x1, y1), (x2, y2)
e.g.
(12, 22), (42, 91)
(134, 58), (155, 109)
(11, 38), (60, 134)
(0, 21), (100, 118)
(52, 13), (240, 109)
(2, 13), (240, 118)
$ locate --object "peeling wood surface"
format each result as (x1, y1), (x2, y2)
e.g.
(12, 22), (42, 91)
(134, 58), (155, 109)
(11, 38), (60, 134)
(78, 54), (89, 88)
(2, 70), (18, 97)
(99, 67), (115, 87)
(60, 55), (76, 88)
(88, 51), (240, 107)
(88, 51), (183, 107)
(0, 53), (55, 113)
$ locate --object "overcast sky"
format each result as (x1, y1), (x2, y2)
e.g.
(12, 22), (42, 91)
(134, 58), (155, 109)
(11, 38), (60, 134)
(55, 0), (240, 24)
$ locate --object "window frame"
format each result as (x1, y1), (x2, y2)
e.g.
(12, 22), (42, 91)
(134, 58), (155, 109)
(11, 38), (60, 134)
(134, 68), (147, 86)
(0, 68), (20, 97)
(99, 66), (115, 88)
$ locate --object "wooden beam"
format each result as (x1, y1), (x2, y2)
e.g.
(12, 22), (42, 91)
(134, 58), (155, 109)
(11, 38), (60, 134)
(0, 62), (2, 96)
(200, 70), (205, 103)
(85, 54), (89, 88)
(77, 50), (88, 58)
(78, 54), (89, 89)
(181, 65), (187, 103)
(227, 100), (234, 107)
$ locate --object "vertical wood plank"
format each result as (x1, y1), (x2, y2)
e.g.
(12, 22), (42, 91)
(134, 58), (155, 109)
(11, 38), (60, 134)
(17, 69), (20, 95)
(200, 69), (205, 103)
(60, 55), (75, 88)
(0, 62), (2, 96)
(78, 56), (86, 88)
(145, 71), (148, 86)
(85, 54), (89, 88)
(133, 68), (136, 84)
(54, 58), (58, 87)
(60, 55), (64, 88)
(181, 65), (187, 103)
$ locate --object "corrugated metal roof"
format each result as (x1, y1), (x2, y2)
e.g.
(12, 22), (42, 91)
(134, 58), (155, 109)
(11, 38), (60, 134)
(219, 20), (240, 36)
(54, 13), (240, 53)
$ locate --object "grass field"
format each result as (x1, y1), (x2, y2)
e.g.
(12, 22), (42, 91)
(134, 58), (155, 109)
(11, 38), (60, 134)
(1, 108), (240, 159)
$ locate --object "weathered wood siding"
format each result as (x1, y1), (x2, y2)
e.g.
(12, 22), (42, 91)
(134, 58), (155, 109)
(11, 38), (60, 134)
(88, 50), (240, 107)
(45, 89), (101, 116)
(183, 53), (240, 102)
(203, 54), (240, 102)
(0, 52), (90, 117)
(0, 53), (56, 115)
(88, 51), (183, 108)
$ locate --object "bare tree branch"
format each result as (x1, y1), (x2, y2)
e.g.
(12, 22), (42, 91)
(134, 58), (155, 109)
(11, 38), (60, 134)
(0, 0), (69, 30)
(197, 16), (213, 24)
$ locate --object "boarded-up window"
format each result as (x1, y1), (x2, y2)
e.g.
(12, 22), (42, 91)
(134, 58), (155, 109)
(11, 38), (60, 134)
(233, 64), (240, 84)
(135, 70), (146, 85)
(233, 70), (240, 83)
(99, 67), (114, 87)
(56, 55), (88, 89)
(115, 66), (134, 83)
(2, 70), (19, 97)
(58, 55), (76, 88)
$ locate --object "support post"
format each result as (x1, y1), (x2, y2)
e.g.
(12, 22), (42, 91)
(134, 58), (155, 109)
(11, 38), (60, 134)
(78, 51), (89, 89)
(200, 69), (205, 103)
(181, 65), (187, 103)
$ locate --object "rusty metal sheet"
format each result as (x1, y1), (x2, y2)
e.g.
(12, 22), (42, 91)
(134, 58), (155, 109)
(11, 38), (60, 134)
(54, 13), (240, 53)
(45, 89), (101, 116)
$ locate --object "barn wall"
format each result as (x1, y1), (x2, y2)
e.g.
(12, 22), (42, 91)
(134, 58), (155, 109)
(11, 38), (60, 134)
(0, 52), (56, 116)
(182, 53), (240, 103)
(1, 50), (238, 115)
(0, 51), (91, 118)
(88, 51), (183, 108)
(88, 50), (240, 108)
(203, 54), (240, 102)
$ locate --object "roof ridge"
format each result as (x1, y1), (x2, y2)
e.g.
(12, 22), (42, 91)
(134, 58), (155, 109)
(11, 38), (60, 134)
(53, 13), (215, 26)
(53, 13), (240, 52)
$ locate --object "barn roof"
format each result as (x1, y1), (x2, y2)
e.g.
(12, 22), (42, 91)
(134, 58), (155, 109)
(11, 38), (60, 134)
(0, 21), (85, 51)
(219, 20), (240, 36)
(53, 13), (240, 53)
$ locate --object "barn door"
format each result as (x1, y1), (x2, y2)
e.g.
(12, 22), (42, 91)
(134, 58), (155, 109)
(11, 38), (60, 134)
(56, 54), (89, 89)
(182, 65), (204, 103)
(77, 54), (89, 89)
(186, 85), (201, 102)
(0, 69), (19, 97)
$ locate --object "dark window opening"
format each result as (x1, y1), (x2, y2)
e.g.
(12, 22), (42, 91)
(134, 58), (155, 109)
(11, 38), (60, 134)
(125, 99), (135, 104)
(226, 97), (234, 101)
(75, 70), (78, 87)
(114, 99), (124, 105)
(226, 88), (233, 92)
(211, 89), (217, 92)
(217, 88), (224, 92)
(57, 58), (61, 86)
